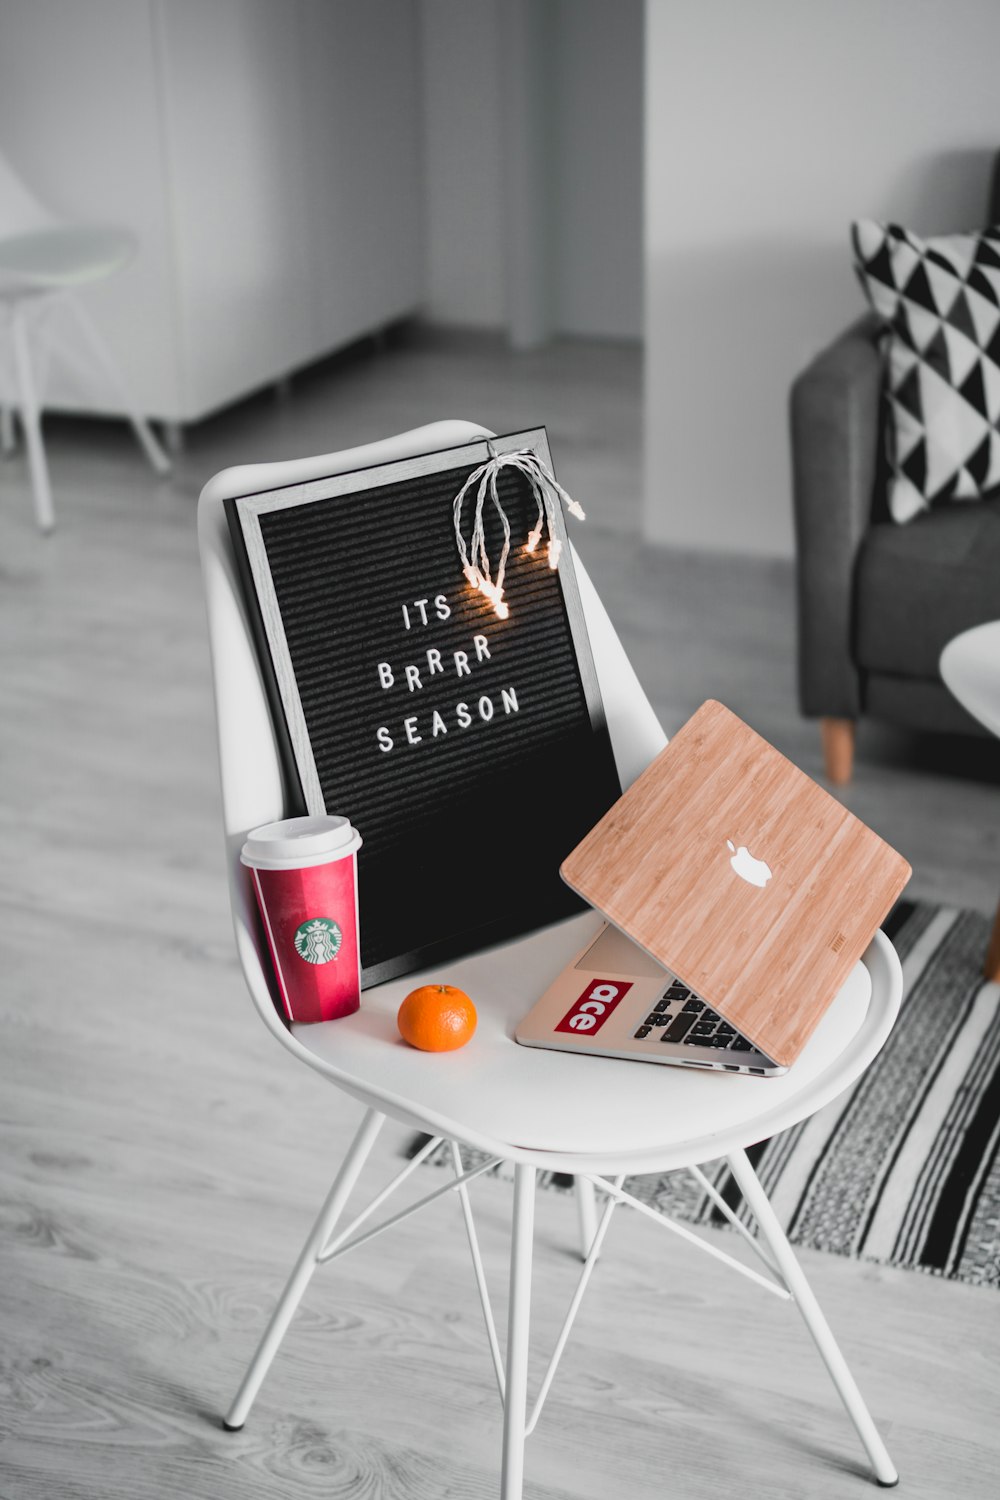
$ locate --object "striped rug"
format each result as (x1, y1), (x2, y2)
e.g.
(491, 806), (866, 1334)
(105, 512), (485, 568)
(414, 901), (1000, 1287)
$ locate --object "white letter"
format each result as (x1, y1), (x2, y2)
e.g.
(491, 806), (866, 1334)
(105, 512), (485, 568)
(434, 594), (451, 620)
(590, 984), (620, 1002)
(501, 687), (519, 715)
(402, 604), (411, 631)
(456, 701), (472, 728)
(405, 664), (423, 693)
(478, 695), (494, 723)
(376, 726), (393, 753)
(569, 1013), (596, 1031)
(431, 710), (448, 738)
(377, 662), (394, 690)
(453, 649), (470, 677)
(404, 715), (422, 745)
(426, 647), (443, 675)
(474, 633), (491, 662)
(414, 598), (429, 626)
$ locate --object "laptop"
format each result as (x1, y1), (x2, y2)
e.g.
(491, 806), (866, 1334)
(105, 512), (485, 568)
(516, 700), (911, 1076)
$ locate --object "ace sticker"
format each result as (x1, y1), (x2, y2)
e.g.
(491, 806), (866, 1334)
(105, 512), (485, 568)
(554, 978), (632, 1036)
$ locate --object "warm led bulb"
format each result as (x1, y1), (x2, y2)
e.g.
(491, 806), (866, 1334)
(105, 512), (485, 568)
(547, 538), (562, 569)
(566, 499), (586, 520)
(525, 523), (542, 554)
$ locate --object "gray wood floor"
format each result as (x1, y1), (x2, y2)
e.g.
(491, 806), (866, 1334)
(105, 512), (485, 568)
(2, 328), (999, 1499)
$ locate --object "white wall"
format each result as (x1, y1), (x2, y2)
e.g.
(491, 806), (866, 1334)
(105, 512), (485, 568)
(645, 0), (1000, 557)
(419, 0), (643, 340)
(551, 0), (643, 340)
(419, 0), (507, 328)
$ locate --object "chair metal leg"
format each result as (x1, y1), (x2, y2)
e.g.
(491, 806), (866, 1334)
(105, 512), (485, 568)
(162, 421), (185, 455)
(10, 302), (55, 533)
(224, 1106), (385, 1431)
(64, 295), (172, 476)
(574, 1174), (598, 1260)
(0, 403), (16, 455)
(727, 1148), (898, 1487)
(501, 1163), (536, 1500)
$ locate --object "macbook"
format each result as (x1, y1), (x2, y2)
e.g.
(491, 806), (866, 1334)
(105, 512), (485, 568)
(516, 701), (911, 1075)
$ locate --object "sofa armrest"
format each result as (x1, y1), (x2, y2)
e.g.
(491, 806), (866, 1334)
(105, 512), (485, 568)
(790, 313), (883, 719)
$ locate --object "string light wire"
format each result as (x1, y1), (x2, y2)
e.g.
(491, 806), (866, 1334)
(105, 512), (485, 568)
(452, 447), (585, 618)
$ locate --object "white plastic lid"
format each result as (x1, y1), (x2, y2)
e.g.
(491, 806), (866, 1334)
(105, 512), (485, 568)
(241, 815), (362, 869)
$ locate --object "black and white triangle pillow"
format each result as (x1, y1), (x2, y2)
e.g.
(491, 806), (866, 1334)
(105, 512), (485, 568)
(852, 219), (1000, 523)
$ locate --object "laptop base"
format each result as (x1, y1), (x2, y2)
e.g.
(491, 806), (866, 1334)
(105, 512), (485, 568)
(516, 923), (786, 1076)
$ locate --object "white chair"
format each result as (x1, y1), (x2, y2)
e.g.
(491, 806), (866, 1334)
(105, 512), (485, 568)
(0, 152), (170, 533)
(198, 420), (902, 1497)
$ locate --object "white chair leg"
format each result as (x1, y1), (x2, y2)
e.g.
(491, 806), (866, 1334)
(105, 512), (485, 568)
(64, 294), (172, 476)
(162, 421), (185, 455)
(501, 1163), (536, 1500)
(224, 1106), (385, 1431)
(0, 403), (16, 455)
(727, 1148), (898, 1488)
(10, 302), (55, 533)
(574, 1175), (598, 1260)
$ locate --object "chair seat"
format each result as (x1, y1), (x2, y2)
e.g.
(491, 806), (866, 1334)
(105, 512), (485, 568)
(293, 910), (887, 1175)
(856, 494), (1000, 680)
(0, 226), (135, 289)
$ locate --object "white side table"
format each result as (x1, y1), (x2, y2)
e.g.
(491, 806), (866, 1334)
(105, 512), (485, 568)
(940, 620), (1000, 982)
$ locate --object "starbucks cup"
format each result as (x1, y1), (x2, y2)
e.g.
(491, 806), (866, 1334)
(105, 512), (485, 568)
(241, 815), (362, 1024)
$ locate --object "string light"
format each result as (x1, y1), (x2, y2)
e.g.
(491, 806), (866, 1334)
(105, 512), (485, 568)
(451, 445), (585, 618)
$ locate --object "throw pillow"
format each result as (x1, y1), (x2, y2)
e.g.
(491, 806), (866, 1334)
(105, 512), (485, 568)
(851, 218), (1000, 523)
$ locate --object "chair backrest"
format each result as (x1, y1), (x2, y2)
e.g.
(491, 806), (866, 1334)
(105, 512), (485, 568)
(198, 421), (666, 1058)
(0, 150), (54, 238)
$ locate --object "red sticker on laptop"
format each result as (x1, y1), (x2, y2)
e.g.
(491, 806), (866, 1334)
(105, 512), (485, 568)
(554, 978), (633, 1036)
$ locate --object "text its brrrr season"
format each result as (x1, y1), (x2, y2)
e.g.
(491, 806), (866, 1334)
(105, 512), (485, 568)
(374, 593), (519, 754)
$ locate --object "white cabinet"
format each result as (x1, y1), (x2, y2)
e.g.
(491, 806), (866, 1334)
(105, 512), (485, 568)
(0, 0), (423, 423)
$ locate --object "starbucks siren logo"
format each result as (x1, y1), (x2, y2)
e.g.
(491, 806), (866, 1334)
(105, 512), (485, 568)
(294, 917), (342, 965)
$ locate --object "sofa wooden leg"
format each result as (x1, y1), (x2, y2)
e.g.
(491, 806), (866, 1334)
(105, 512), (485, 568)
(821, 718), (855, 785)
(984, 898), (1000, 985)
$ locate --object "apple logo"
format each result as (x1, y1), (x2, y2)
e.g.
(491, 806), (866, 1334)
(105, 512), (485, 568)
(727, 839), (772, 889)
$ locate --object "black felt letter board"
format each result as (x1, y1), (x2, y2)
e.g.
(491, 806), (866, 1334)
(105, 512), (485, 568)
(228, 429), (621, 987)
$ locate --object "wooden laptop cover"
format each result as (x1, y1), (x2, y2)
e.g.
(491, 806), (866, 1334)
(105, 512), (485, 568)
(560, 700), (911, 1067)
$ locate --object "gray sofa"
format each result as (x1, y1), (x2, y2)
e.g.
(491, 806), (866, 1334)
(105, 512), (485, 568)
(790, 165), (1000, 782)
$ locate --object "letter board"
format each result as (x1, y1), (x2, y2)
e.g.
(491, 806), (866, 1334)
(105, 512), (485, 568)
(227, 427), (621, 987)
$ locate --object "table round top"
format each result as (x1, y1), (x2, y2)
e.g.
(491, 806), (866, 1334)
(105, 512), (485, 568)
(284, 910), (901, 1177)
(940, 620), (1000, 738)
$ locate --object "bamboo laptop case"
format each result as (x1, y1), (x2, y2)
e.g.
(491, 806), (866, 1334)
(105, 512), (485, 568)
(518, 700), (911, 1071)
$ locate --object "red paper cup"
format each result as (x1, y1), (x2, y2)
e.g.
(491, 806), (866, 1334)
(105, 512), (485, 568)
(241, 815), (363, 1024)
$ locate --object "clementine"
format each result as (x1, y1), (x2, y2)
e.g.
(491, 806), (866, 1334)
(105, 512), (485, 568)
(397, 984), (477, 1052)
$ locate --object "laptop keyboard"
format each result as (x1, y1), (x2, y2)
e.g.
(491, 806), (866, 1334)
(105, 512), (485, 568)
(633, 981), (756, 1053)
